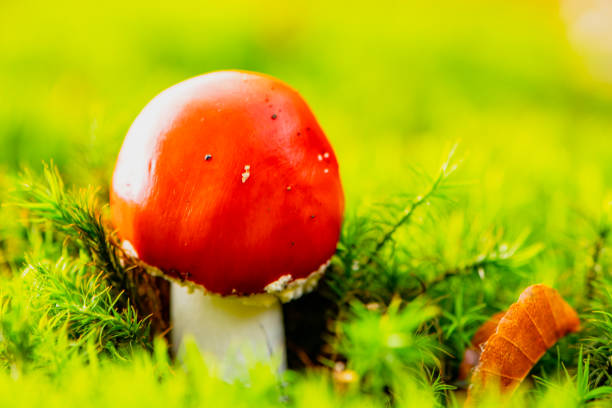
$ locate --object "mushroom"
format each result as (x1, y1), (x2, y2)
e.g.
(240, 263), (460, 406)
(110, 70), (344, 375)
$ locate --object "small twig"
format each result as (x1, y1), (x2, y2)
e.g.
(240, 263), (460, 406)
(363, 145), (459, 268)
(421, 258), (502, 295)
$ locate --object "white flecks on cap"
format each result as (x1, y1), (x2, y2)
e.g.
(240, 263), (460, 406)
(317, 154), (323, 161)
(324, 168), (329, 174)
(241, 165), (251, 183)
(323, 152), (330, 159)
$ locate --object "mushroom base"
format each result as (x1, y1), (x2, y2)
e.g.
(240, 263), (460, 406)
(170, 282), (286, 379)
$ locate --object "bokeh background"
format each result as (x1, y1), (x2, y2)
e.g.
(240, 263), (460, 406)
(1, 0), (612, 280)
(2, 2), (612, 403)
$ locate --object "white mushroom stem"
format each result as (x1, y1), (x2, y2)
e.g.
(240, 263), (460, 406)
(170, 282), (286, 379)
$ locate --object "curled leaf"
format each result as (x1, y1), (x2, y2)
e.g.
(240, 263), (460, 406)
(466, 284), (580, 404)
(458, 311), (505, 381)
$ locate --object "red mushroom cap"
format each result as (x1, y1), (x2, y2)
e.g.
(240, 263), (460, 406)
(110, 71), (344, 296)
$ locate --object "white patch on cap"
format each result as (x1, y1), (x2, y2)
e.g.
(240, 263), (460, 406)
(241, 164), (251, 183)
(122, 240), (139, 258)
(264, 274), (293, 293)
(264, 259), (331, 303)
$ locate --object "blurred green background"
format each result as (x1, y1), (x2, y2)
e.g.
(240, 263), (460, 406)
(2, 2), (612, 403)
(1, 0), (612, 272)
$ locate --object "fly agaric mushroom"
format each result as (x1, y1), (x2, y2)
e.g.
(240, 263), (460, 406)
(110, 70), (344, 372)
